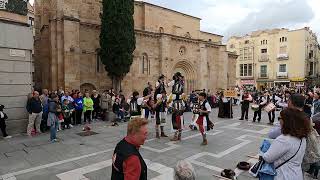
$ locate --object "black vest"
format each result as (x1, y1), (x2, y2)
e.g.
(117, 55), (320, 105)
(111, 139), (147, 180)
(130, 99), (141, 116)
(155, 81), (165, 95)
(199, 100), (214, 131)
(199, 100), (209, 120)
(172, 80), (184, 95)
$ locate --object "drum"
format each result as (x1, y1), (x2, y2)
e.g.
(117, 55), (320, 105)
(264, 103), (276, 112)
(251, 104), (259, 112)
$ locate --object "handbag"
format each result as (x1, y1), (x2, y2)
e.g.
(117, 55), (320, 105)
(303, 128), (320, 164)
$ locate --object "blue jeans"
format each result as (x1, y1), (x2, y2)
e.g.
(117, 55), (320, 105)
(50, 121), (58, 141)
(116, 111), (124, 120)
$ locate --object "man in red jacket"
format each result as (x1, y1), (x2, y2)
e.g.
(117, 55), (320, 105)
(111, 118), (148, 180)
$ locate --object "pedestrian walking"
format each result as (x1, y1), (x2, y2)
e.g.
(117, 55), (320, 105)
(0, 104), (11, 139)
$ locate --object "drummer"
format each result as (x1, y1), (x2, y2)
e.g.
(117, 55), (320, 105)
(252, 92), (267, 123)
(239, 91), (252, 120)
(265, 91), (281, 125)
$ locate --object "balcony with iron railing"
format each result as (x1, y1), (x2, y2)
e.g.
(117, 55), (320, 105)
(277, 72), (288, 78)
(277, 54), (289, 60)
(258, 54), (269, 62)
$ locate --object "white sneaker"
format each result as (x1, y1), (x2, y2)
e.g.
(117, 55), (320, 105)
(4, 136), (12, 139)
(69, 124), (73, 128)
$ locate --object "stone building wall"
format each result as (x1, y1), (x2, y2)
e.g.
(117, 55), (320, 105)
(0, 22), (33, 134)
(34, 0), (238, 97)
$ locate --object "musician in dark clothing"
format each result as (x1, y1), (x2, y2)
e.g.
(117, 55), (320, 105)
(253, 92), (267, 122)
(239, 91), (252, 120)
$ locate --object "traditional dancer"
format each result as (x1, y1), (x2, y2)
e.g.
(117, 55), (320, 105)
(129, 91), (152, 119)
(154, 74), (166, 101)
(189, 96), (199, 131)
(195, 92), (214, 145)
(154, 90), (168, 138)
(168, 72), (185, 141)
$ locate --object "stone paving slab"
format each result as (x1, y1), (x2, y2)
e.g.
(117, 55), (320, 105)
(0, 106), (314, 180)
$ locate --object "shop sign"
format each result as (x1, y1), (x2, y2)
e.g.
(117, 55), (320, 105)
(240, 79), (255, 85)
(290, 77), (305, 82)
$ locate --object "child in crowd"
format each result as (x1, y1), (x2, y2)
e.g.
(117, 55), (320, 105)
(0, 105), (11, 139)
(62, 99), (73, 129)
(112, 98), (124, 126)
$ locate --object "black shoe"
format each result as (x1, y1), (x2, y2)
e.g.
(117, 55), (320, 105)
(252, 120), (256, 122)
(239, 118), (244, 120)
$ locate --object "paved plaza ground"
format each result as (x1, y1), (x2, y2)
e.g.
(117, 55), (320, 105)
(0, 106), (314, 180)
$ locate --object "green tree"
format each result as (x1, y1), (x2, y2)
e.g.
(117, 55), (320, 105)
(100, 0), (136, 91)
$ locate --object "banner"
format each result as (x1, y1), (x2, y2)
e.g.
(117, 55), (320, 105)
(224, 90), (237, 97)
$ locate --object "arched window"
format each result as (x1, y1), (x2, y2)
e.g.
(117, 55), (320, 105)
(142, 53), (150, 75)
(282, 37), (285, 42)
(159, 27), (164, 33)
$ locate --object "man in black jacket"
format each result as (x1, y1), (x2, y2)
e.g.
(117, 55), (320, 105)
(26, 91), (43, 136)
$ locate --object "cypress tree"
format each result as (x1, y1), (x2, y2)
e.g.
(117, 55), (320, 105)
(100, 0), (136, 90)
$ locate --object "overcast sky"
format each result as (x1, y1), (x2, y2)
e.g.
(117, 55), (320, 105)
(29, 0), (320, 41)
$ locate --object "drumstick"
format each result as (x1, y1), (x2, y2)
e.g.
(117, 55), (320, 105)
(212, 174), (233, 180)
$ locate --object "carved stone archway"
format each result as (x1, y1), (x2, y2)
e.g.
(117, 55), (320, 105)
(80, 83), (96, 93)
(171, 60), (197, 94)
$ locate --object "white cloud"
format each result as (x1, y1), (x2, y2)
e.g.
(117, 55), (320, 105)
(224, 0), (315, 39)
(29, 0), (34, 5)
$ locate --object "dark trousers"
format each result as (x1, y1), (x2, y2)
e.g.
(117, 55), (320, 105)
(0, 121), (8, 137)
(75, 109), (82, 125)
(71, 111), (76, 125)
(84, 110), (92, 123)
(241, 105), (249, 119)
(63, 117), (71, 128)
(268, 110), (275, 123)
(253, 109), (261, 122)
(92, 107), (100, 119)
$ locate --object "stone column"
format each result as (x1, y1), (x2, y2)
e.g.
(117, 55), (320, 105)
(63, 18), (81, 91)
(199, 43), (208, 90)
(159, 35), (171, 77)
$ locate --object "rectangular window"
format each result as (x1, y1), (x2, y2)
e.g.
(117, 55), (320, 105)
(279, 64), (286, 72)
(248, 64), (252, 76)
(310, 62), (314, 75)
(240, 64), (244, 76)
(261, 49), (267, 53)
(239, 63), (253, 77)
(243, 64), (248, 76)
(309, 50), (314, 59)
(245, 40), (249, 44)
(261, 65), (267, 77)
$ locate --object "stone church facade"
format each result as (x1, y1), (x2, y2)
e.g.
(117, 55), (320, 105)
(34, 0), (237, 96)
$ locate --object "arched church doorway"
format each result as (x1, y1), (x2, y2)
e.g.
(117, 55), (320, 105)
(171, 61), (196, 94)
(80, 83), (96, 93)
